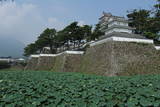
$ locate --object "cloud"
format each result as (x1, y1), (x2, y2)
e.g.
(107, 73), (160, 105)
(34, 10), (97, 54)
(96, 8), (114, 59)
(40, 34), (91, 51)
(0, 2), (64, 44)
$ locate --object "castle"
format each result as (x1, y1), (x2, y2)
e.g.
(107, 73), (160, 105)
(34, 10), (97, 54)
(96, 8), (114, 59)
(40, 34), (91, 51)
(91, 12), (153, 46)
(99, 12), (133, 34)
(25, 12), (160, 76)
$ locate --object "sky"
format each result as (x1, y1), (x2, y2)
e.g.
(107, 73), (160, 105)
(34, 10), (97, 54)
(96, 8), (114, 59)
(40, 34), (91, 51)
(0, 0), (156, 45)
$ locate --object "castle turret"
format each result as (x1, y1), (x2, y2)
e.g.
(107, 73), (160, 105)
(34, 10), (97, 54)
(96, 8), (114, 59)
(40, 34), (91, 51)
(99, 12), (112, 32)
(99, 12), (148, 40)
(99, 12), (133, 35)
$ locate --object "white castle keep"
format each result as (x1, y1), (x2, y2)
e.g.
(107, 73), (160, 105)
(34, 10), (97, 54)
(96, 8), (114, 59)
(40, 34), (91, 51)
(89, 12), (154, 46)
(99, 12), (133, 35)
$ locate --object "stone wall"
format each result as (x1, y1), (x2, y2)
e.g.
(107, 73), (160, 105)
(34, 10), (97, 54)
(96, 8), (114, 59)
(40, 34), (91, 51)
(52, 53), (83, 73)
(80, 41), (160, 76)
(25, 41), (160, 76)
(25, 57), (39, 70)
(35, 56), (55, 71)
(63, 54), (83, 72)
(80, 41), (114, 76)
(114, 42), (160, 76)
(25, 52), (83, 72)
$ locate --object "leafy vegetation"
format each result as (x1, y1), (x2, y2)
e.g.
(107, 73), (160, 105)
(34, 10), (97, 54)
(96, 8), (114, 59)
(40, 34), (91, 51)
(0, 71), (160, 106)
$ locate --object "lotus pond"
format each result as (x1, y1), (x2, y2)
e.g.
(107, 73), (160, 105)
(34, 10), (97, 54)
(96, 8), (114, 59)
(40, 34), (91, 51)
(0, 71), (160, 106)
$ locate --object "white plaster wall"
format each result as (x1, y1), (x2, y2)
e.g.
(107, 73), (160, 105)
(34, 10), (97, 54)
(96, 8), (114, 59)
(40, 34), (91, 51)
(90, 37), (113, 47)
(114, 28), (132, 33)
(108, 22), (115, 27)
(112, 37), (153, 44)
(108, 21), (128, 27)
(90, 37), (153, 47)
(104, 17), (109, 21)
(108, 18), (113, 22)
(30, 51), (84, 59)
(154, 46), (160, 50)
(40, 54), (56, 57)
(30, 55), (40, 58)
(65, 51), (84, 54)
(0, 59), (11, 62)
(105, 28), (132, 35)
(105, 29), (115, 35)
(119, 22), (127, 26)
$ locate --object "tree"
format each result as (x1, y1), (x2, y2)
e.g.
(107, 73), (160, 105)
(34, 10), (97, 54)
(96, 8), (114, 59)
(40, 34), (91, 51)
(127, 0), (160, 39)
(90, 24), (104, 41)
(127, 9), (151, 34)
(74, 25), (92, 46)
(57, 22), (92, 49)
(81, 25), (92, 42)
(144, 32), (157, 39)
(24, 28), (58, 56)
(35, 28), (57, 53)
(152, 0), (160, 34)
(154, 0), (160, 18)
(66, 22), (80, 48)
(56, 22), (77, 50)
(24, 43), (37, 56)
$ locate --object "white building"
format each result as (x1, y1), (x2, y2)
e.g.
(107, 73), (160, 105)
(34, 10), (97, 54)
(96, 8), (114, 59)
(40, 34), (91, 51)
(99, 12), (133, 35)
(88, 12), (154, 46)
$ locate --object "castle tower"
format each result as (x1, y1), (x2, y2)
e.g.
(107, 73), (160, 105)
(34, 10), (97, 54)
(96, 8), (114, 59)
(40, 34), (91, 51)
(98, 12), (152, 41)
(99, 12), (133, 34)
(105, 15), (133, 35)
(99, 12), (112, 32)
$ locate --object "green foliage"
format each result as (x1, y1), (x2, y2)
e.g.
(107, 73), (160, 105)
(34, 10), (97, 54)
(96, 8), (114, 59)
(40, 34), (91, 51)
(127, 9), (150, 34)
(24, 43), (37, 56)
(57, 22), (81, 49)
(80, 25), (92, 42)
(154, 33), (160, 45)
(57, 22), (92, 48)
(153, 0), (160, 34)
(36, 28), (57, 54)
(24, 22), (93, 56)
(127, 0), (160, 39)
(90, 24), (104, 41)
(0, 71), (160, 106)
(154, 0), (160, 18)
(144, 32), (157, 39)
(24, 28), (57, 56)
